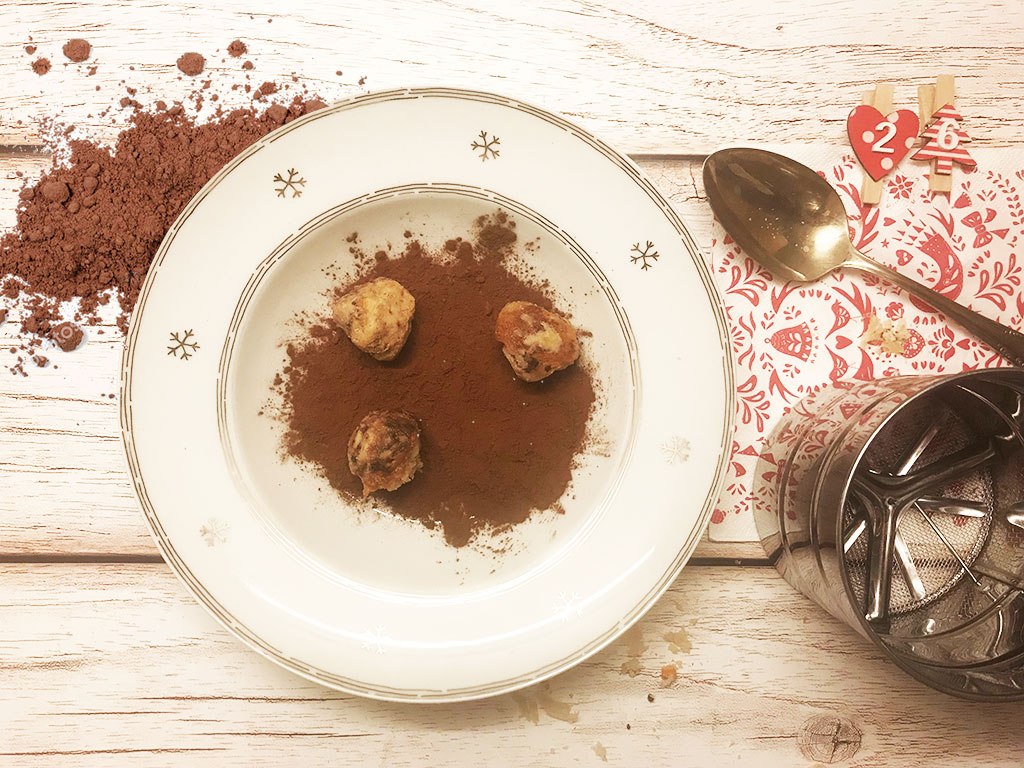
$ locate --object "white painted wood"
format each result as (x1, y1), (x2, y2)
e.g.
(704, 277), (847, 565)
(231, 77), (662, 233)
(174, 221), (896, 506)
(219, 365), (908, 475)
(0, 5), (1020, 766)
(0, 151), (140, 553)
(2, 152), (766, 558)
(0, 4), (1019, 761)
(1, 563), (1018, 767)
(1, 0), (1022, 151)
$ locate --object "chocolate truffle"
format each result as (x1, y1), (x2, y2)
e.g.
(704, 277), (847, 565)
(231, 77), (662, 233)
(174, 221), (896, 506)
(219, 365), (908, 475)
(348, 410), (423, 496)
(494, 301), (580, 382)
(332, 277), (415, 361)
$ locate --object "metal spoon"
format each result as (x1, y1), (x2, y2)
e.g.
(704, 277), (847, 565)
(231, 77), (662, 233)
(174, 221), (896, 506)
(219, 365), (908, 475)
(703, 148), (1024, 367)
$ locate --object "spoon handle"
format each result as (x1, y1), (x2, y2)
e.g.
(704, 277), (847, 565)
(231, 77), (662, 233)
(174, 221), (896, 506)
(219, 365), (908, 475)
(848, 250), (1024, 368)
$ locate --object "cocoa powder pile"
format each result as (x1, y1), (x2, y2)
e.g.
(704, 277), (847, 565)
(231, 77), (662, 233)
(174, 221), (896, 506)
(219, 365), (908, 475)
(62, 39), (91, 62)
(176, 52), (205, 76)
(278, 216), (596, 547)
(0, 93), (327, 372)
(3, 39), (351, 375)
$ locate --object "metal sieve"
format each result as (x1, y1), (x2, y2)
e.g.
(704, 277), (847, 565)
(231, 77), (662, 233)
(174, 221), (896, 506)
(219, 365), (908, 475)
(754, 370), (1024, 699)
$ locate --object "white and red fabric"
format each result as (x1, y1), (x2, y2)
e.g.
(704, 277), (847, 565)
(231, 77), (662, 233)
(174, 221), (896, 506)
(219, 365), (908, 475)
(707, 147), (1024, 541)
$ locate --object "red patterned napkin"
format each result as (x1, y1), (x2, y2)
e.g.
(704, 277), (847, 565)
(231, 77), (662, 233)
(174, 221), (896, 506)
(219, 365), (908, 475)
(708, 147), (1024, 541)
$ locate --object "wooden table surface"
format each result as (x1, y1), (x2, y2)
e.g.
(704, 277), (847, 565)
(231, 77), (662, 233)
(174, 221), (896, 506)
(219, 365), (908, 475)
(1, 1), (1022, 765)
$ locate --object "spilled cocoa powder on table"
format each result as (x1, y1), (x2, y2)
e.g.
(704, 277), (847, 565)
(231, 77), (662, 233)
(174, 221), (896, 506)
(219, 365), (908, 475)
(0, 90), (326, 374)
(176, 52), (205, 76)
(62, 39), (92, 63)
(277, 215), (597, 547)
(2, 36), (379, 375)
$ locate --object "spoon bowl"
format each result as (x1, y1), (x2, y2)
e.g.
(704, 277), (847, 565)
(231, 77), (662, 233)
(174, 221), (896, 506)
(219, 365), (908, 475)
(703, 148), (849, 281)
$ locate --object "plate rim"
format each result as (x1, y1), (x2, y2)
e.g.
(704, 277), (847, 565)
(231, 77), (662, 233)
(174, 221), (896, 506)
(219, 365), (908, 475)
(120, 86), (736, 702)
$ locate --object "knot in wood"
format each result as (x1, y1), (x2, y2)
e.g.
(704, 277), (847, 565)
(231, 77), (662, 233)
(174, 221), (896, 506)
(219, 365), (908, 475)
(797, 714), (862, 763)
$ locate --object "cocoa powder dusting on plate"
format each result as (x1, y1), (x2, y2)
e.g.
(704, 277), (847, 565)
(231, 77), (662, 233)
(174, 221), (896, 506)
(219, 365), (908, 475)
(31, 58), (51, 76)
(227, 39), (248, 57)
(278, 215), (596, 547)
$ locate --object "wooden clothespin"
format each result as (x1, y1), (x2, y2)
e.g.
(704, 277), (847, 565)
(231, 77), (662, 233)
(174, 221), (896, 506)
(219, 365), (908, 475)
(859, 83), (894, 205)
(848, 84), (918, 205)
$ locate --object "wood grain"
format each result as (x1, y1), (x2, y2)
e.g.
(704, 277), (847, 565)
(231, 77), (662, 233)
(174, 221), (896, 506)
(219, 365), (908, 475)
(1, 150), (763, 559)
(2, 5), (1023, 763)
(2, 0), (1023, 151)
(1, 563), (1018, 767)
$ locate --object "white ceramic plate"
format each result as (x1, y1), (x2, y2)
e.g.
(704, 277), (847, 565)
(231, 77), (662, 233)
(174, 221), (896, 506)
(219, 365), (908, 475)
(122, 88), (734, 701)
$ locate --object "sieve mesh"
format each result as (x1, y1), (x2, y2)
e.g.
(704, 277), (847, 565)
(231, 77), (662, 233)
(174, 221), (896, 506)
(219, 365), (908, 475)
(843, 396), (993, 619)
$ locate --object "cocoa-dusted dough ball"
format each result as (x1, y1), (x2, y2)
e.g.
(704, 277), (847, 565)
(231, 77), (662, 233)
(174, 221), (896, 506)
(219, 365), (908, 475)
(348, 410), (423, 497)
(332, 277), (415, 361)
(494, 301), (580, 382)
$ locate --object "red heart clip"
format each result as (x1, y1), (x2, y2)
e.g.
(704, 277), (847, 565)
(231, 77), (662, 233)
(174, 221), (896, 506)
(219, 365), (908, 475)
(847, 106), (919, 181)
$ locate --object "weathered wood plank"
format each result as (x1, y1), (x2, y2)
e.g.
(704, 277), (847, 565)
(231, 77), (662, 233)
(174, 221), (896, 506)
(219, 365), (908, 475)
(0, 563), (1017, 767)
(2, 0), (1022, 151)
